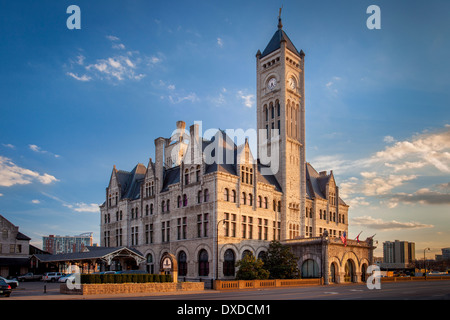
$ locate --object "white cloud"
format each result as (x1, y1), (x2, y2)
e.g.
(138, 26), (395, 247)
(351, 215), (434, 231)
(237, 90), (255, 108)
(168, 92), (199, 104)
(31, 199), (40, 204)
(383, 135), (395, 143)
(67, 35), (160, 83)
(28, 144), (60, 158)
(0, 156), (58, 187)
(217, 37), (223, 48)
(63, 202), (99, 213)
(66, 72), (91, 82)
(2, 143), (15, 149)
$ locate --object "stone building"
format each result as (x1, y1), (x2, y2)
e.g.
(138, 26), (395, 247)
(0, 214), (32, 277)
(99, 16), (374, 283)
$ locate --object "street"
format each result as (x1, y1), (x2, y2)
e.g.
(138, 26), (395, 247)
(4, 279), (450, 300)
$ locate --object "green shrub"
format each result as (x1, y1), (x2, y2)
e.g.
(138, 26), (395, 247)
(79, 273), (172, 284)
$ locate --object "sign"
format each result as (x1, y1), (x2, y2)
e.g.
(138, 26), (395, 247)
(162, 257), (172, 271)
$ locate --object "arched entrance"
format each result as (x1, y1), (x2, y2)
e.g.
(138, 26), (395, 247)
(344, 259), (355, 282)
(198, 249), (209, 277)
(159, 252), (178, 282)
(361, 263), (368, 282)
(301, 259), (319, 278)
(330, 262), (337, 283)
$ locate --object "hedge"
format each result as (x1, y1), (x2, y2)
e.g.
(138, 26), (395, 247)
(80, 274), (172, 284)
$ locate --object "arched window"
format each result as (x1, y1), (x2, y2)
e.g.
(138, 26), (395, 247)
(264, 197), (268, 209)
(145, 205), (149, 216)
(161, 201), (165, 213)
(198, 249), (209, 277)
(224, 188), (229, 201)
(248, 193), (253, 206)
(204, 189), (209, 202)
(301, 259), (319, 278)
(183, 194), (188, 207)
(178, 196), (182, 208)
(146, 254), (154, 274)
(223, 249), (235, 277)
(241, 250), (252, 259)
(232, 190), (236, 203)
(277, 201), (281, 212)
(184, 169), (189, 185)
(258, 196), (262, 208)
(197, 191), (202, 204)
(196, 165), (201, 182)
(166, 200), (170, 212)
(241, 192), (246, 205)
(178, 251), (187, 277)
(150, 204), (153, 215)
(257, 251), (267, 261)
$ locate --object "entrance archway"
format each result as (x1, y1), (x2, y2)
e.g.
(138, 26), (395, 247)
(301, 259), (319, 278)
(344, 259), (355, 282)
(361, 263), (368, 282)
(330, 262), (337, 283)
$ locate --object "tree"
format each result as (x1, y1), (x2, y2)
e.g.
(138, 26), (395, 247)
(262, 240), (300, 279)
(235, 253), (270, 280)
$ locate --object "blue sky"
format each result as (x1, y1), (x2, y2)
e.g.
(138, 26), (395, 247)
(0, 0), (449, 258)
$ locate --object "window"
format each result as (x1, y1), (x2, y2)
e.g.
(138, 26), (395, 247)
(224, 213), (230, 237)
(196, 165), (201, 182)
(184, 169), (189, 185)
(183, 194), (188, 207)
(258, 196), (262, 208)
(302, 259), (319, 278)
(197, 214), (202, 238)
(161, 201), (165, 213)
(248, 217), (253, 239)
(150, 204), (153, 215)
(198, 250), (209, 277)
(178, 196), (182, 208)
(232, 190), (236, 203)
(242, 216), (247, 238)
(204, 189), (209, 202)
(241, 192), (246, 205)
(248, 193), (253, 206)
(264, 219), (268, 240)
(145, 205), (149, 216)
(197, 191), (202, 204)
(178, 251), (187, 277)
(224, 188), (229, 201)
(146, 254), (154, 274)
(166, 200), (170, 212)
(258, 218), (262, 240)
(231, 214), (236, 237)
(264, 197), (268, 209)
(223, 249), (235, 277)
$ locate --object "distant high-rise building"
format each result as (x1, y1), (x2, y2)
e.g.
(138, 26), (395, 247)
(43, 233), (93, 254)
(383, 240), (415, 268)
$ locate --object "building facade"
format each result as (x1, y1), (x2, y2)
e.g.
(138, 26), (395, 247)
(43, 233), (93, 254)
(382, 240), (416, 268)
(100, 17), (357, 282)
(0, 214), (32, 277)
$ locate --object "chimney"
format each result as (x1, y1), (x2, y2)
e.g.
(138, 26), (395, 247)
(176, 121), (186, 142)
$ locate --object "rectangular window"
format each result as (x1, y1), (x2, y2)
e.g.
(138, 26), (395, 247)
(197, 214), (202, 238)
(258, 218), (262, 240)
(248, 217), (253, 239)
(203, 213), (209, 237)
(242, 216), (247, 239)
(224, 213), (229, 237)
(162, 222), (165, 242)
(231, 214), (236, 237)
(264, 219), (268, 240)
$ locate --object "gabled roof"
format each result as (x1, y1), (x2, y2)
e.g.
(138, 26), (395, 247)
(260, 28), (301, 59)
(305, 163), (347, 205)
(33, 246), (144, 263)
(114, 163), (146, 200)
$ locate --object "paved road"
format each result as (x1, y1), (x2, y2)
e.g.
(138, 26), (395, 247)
(106, 280), (450, 300)
(5, 279), (450, 300)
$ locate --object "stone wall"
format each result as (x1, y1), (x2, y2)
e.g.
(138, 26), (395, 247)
(60, 281), (204, 295)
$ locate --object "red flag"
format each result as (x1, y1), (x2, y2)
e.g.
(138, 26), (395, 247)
(340, 231), (347, 246)
(356, 231), (362, 243)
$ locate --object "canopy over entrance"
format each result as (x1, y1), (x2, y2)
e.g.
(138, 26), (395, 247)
(32, 246), (145, 273)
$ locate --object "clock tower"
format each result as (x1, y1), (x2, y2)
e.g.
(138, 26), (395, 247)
(256, 15), (306, 239)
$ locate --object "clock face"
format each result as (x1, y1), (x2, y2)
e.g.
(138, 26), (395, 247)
(289, 77), (296, 90)
(267, 77), (277, 90)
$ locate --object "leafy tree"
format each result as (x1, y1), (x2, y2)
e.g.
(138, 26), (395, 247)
(262, 241), (300, 279)
(235, 253), (270, 280)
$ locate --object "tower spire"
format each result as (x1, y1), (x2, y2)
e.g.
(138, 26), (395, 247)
(278, 6), (283, 29)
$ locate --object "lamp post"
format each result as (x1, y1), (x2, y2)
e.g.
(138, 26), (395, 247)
(215, 219), (226, 281)
(424, 248), (430, 278)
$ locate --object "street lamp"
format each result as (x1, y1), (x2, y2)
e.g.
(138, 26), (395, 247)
(424, 248), (430, 277)
(215, 219), (226, 281)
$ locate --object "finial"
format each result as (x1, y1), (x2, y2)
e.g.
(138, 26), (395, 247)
(278, 6), (283, 29)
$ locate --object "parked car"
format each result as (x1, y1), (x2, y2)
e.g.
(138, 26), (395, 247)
(0, 279), (12, 297)
(42, 272), (64, 282)
(0, 277), (18, 289)
(58, 274), (75, 283)
(17, 272), (42, 282)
